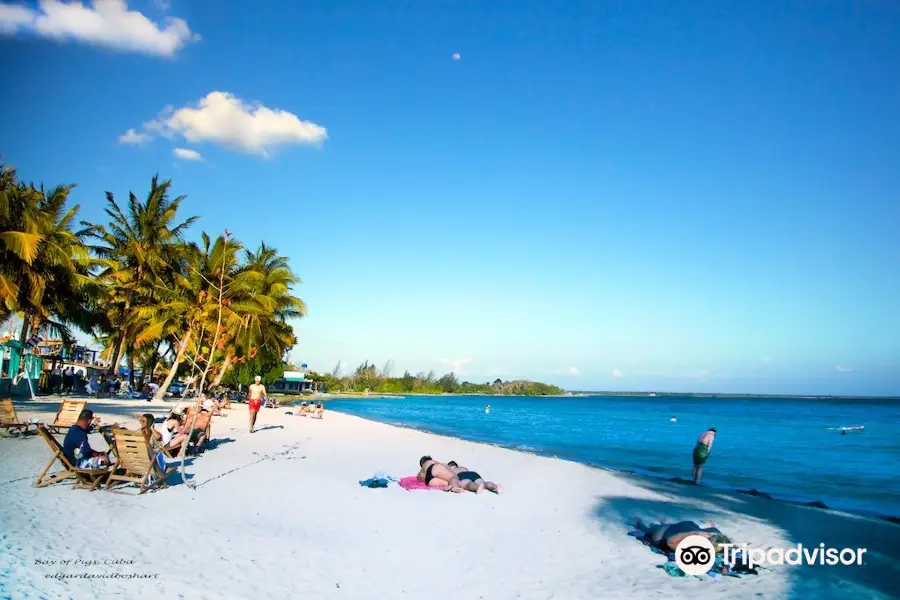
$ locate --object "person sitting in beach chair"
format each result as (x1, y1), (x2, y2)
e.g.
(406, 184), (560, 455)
(62, 409), (113, 469)
(264, 395), (279, 409)
(141, 414), (183, 458)
(445, 460), (503, 494)
(155, 414), (190, 454)
(633, 518), (730, 553)
(188, 409), (211, 453)
(297, 401), (310, 416)
(312, 402), (324, 419)
(416, 456), (456, 488)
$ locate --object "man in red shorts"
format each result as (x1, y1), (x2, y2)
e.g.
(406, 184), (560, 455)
(248, 375), (267, 433)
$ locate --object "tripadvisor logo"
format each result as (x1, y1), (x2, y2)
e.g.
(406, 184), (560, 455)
(674, 535), (716, 575)
(674, 536), (869, 575)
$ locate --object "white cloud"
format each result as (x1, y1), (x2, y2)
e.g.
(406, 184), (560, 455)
(118, 128), (150, 145)
(0, 0), (199, 57)
(142, 91), (327, 156)
(172, 147), (201, 161)
(612, 368), (624, 378)
(439, 358), (471, 374)
(152, 0), (171, 10)
(0, 3), (33, 33)
(835, 365), (856, 373)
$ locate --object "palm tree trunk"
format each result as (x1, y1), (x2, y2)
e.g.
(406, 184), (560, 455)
(18, 313), (31, 343)
(128, 351), (135, 388)
(197, 246), (228, 397)
(108, 330), (128, 377)
(153, 327), (192, 400)
(211, 348), (234, 388)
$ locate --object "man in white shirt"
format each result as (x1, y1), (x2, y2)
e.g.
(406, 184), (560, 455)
(51, 366), (63, 394)
(63, 366), (75, 393)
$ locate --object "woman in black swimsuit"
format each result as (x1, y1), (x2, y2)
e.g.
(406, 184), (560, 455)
(417, 456), (455, 487)
(445, 460), (503, 494)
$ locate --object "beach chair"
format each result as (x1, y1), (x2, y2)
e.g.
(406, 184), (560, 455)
(106, 428), (174, 493)
(47, 399), (87, 434)
(34, 425), (110, 490)
(0, 398), (37, 436)
(185, 406), (213, 441)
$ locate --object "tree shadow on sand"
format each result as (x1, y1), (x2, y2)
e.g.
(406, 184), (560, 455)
(593, 475), (900, 599)
(9, 399), (175, 423)
(251, 425), (284, 433)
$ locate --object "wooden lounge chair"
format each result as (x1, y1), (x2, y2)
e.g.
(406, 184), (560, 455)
(106, 428), (174, 493)
(47, 399), (87, 434)
(34, 425), (110, 490)
(0, 398), (37, 436)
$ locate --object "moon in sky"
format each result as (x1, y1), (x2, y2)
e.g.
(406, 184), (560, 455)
(452, 52), (461, 61)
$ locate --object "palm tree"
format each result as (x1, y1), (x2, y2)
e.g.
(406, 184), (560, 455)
(151, 232), (246, 400)
(210, 242), (307, 387)
(88, 175), (197, 377)
(0, 163), (93, 342)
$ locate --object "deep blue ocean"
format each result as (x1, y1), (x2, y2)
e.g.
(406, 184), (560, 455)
(328, 394), (900, 516)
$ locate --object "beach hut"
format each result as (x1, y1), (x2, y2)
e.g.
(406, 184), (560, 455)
(270, 369), (322, 394)
(1, 340), (43, 396)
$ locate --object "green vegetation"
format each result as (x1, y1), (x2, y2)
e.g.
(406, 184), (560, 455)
(0, 164), (305, 397)
(305, 360), (564, 396)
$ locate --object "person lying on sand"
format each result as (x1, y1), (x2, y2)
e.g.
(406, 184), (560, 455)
(633, 518), (730, 553)
(416, 456), (455, 488)
(445, 460), (503, 494)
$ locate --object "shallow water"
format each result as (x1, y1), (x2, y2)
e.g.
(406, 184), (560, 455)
(328, 394), (900, 516)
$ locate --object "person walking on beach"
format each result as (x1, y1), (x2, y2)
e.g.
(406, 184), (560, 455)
(692, 427), (716, 484)
(248, 375), (267, 433)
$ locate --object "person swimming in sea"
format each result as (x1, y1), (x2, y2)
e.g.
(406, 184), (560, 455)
(485, 404), (491, 415)
(692, 427), (716, 484)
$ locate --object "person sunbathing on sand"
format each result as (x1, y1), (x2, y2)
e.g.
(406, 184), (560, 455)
(633, 518), (730, 553)
(416, 456), (455, 488)
(444, 460), (503, 494)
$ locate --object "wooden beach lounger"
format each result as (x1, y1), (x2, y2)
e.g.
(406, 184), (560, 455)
(48, 399), (87, 434)
(0, 398), (37, 436)
(34, 425), (110, 490)
(106, 428), (174, 493)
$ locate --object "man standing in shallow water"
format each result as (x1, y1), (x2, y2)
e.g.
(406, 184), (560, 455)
(248, 375), (267, 433)
(692, 427), (716, 484)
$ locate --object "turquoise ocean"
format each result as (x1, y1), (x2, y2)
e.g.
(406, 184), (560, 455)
(328, 394), (900, 517)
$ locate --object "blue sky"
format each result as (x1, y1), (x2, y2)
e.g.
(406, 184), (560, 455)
(2, 0), (898, 396)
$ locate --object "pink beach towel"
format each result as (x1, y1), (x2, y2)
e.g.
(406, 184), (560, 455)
(398, 476), (442, 491)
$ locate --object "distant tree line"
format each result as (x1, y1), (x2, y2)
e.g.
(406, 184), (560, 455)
(302, 360), (565, 396)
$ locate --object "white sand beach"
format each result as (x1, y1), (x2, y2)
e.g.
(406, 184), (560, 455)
(1, 398), (897, 600)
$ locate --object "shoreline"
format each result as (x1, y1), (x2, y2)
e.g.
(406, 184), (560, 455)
(2, 397), (899, 599)
(326, 406), (900, 524)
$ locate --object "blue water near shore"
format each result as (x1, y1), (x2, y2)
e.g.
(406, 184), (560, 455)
(328, 394), (900, 516)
